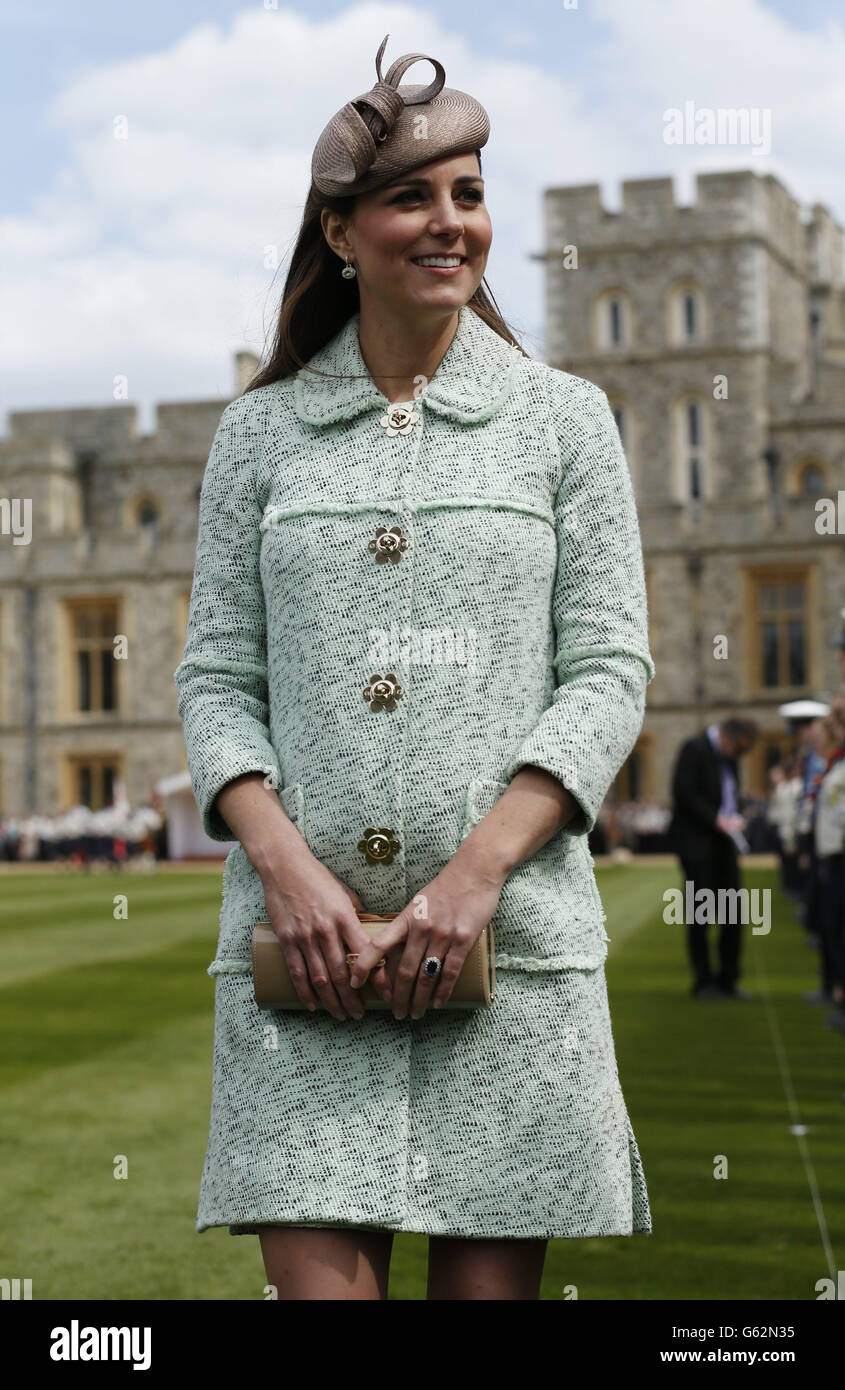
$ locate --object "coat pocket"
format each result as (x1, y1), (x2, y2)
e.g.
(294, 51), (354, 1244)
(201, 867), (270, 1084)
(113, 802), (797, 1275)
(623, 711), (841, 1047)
(458, 775), (609, 971)
(207, 782), (305, 977)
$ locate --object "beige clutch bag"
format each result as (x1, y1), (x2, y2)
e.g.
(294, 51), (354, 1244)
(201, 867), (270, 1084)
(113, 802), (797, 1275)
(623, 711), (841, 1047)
(251, 911), (495, 1010)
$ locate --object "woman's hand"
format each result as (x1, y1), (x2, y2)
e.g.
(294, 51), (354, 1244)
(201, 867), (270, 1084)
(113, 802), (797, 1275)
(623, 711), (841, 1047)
(349, 856), (506, 1020)
(325, 867), (366, 914)
(259, 843), (393, 1021)
(347, 767), (574, 1020)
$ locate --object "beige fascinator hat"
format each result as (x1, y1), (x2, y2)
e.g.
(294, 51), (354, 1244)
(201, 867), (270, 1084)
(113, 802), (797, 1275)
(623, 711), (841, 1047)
(311, 33), (490, 198)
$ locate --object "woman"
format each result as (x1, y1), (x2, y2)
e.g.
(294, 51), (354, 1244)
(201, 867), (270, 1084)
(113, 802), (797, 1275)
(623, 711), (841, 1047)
(175, 34), (655, 1300)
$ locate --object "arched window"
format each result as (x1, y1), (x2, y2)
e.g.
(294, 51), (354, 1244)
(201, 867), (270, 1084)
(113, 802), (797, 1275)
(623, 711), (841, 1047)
(672, 396), (709, 503)
(789, 456), (826, 498)
(800, 463), (825, 496)
(594, 288), (632, 352)
(783, 455), (833, 500)
(135, 496), (160, 528)
(668, 281), (707, 347)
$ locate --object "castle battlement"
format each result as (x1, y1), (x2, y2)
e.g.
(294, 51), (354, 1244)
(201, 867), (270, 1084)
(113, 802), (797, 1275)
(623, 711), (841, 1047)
(1, 350), (261, 461)
(2, 397), (238, 464)
(7, 406), (140, 454)
(546, 170), (842, 281)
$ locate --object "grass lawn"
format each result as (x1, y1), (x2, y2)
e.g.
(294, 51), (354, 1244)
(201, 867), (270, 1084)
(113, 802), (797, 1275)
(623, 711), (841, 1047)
(0, 860), (842, 1300)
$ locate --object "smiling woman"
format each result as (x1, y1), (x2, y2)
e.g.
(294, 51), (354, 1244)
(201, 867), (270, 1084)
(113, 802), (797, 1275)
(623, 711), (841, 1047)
(318, 155), (494, 402)
(174, 31), (655, 1303)
(390, 175), (482, 273)
(245, 40), (520, 398)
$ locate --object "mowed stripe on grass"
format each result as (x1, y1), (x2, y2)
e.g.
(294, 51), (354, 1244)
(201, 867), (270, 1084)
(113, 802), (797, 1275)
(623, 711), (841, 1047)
(0, 871), (224, 987)
(0, 865), (842, 1299)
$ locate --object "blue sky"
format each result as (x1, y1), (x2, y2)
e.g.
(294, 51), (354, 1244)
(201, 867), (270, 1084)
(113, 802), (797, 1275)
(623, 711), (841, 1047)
(1, 0), (843, 429)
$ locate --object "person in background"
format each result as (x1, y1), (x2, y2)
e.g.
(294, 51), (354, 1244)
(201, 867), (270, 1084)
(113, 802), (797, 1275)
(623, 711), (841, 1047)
(740, 792), (769, 851)
(833, 615), (845, 686)
(811, 694), (845, 1031)
(767, 759), (803, 899)
(794, 712), (833, 1002)
(668, 716), (759, 1000)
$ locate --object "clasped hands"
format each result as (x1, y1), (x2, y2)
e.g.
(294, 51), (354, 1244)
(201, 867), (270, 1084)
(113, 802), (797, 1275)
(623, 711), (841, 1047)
(259, 847), (505, 1022)
(351, 858), (505, 1020)
(254, 766), (571, 1022)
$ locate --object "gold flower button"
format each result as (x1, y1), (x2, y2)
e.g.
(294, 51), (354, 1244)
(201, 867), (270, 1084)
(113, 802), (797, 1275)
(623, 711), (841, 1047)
(368, 525), (409, 563)
(379, 403), (420, 436)
(363, 673), (404, 712)
(357, 827), (401, 865)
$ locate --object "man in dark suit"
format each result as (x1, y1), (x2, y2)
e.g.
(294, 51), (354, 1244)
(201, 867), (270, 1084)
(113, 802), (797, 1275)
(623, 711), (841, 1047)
(669, 717), (759, 1000)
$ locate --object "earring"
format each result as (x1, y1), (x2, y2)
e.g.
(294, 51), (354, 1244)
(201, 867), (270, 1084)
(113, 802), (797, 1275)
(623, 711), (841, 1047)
(341, 254), (357, 280)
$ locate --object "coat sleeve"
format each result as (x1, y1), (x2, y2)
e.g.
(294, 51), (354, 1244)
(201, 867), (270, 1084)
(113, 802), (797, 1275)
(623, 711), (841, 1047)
(173, 390), (281, 841)
(501, 373), (655, 835)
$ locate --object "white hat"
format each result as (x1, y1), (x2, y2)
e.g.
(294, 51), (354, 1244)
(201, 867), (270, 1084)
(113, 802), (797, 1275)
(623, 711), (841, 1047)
(778, 699), (830, 720)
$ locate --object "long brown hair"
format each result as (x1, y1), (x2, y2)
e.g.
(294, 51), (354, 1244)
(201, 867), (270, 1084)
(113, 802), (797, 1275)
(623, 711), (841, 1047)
(244, 149), (530, 394)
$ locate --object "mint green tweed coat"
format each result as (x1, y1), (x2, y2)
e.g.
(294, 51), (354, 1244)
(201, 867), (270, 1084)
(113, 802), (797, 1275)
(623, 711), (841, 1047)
(175, 304), (656, 1240)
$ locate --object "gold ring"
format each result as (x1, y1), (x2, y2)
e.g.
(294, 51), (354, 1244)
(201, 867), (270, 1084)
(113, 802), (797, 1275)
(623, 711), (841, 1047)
(346, 952), (387, 969)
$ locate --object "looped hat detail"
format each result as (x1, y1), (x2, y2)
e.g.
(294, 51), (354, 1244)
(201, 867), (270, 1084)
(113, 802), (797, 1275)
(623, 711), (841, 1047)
(311, 33), (490, 198)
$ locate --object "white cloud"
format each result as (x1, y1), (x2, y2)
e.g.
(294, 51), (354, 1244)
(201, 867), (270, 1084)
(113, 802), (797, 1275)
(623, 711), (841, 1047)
(590, 0), (845, 209)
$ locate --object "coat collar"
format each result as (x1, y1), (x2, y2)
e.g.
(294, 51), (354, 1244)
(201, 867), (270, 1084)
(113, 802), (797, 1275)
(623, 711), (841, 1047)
(293, 304), (521, 426)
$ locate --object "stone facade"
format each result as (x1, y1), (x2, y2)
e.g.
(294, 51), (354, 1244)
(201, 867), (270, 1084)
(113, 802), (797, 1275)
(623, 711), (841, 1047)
(2, 170), (843, 814)
(0, 354), (259, 814)
(541, 169), (845, 798)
